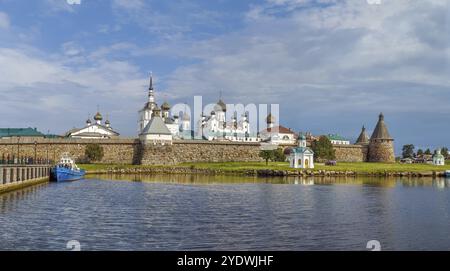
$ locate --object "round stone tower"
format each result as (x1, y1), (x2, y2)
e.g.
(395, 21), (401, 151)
(368, 113), (395, 162)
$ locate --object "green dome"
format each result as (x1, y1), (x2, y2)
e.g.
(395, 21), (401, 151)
(94, 112), (103, 121)
(161, 101), (170, 110)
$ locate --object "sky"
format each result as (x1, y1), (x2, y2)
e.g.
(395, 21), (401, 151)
(0, 0), (450, 154)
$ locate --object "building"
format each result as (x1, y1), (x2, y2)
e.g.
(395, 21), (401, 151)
(0, 128), (45, 139)
(289, 133), (314, 169)
(138, 74), (183, 139)
(432, 149), (445, 166)
(368, 113), (395, 163)
(259, 113), (296, 144)
(326, 134), (350, 145)
(355, 126), (369, 145)
(139, 107), (173, 145)
(66, 111), (120, 139)
(197, 99), (259, 142)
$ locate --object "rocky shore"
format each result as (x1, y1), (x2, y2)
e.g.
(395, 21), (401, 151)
(87, 167), (448, 178)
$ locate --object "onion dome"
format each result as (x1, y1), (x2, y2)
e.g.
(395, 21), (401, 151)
(370, 113), (392, 140)
(266, 113), (275, 124)
(298, 133), (306, 140)
(214, 99), (227, 112)
(182, 112), (190, 121)
(86, 118), (92, 125)
(94, 112), (103, 121)
(211, 111), (216, 115)
(161, 101), (170, 111)
(105, 119), (111, 125)
(152, 105), (161, 117)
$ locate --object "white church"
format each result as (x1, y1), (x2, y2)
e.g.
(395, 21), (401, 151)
(138, 74), (192, 143)
(66, 111), (120, 139)
(197, 99), (260, 142)
(288, 133), (315, 169)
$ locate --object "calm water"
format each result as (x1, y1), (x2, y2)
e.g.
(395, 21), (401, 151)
(1, 174), (450, 251)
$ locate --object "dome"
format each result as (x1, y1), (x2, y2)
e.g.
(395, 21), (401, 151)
(105, 119), (110, 125)
(161, 101), (170, 110)
(94, 112), (103, 121)
(214, 99), (226, 112)
(298, 133), (306, 140)
(211, 111), (216, 115)
(182, 112), (190, 121)
(266, 113), (275, 124)
(86, 118), (92, 124)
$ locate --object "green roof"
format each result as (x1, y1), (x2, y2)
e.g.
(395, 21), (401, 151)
(326, 134), (348, 141)
(0, 128), (45, 138)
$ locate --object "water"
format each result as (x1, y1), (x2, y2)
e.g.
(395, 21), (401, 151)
(1, 175), (450, 251)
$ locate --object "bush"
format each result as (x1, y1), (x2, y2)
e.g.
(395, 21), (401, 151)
(85, 144), (104, 163)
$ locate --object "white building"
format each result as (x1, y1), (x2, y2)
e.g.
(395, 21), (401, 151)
(139, 107), (173, 145)
(66, 112), (119, 139)
(432, 149), (445, 166)
(259, 113), (296, 144)
(289, 134), (314, 169)
(138, 74), (182, 139)
(197, 99), (259, 142)
(326, 134), (350, 145)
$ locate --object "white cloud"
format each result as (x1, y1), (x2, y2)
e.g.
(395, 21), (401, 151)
(112, 0), (145, 10)
(163, 0), (450, 116)
(0, 46), (146, 135)
(0, 11), (10, 29)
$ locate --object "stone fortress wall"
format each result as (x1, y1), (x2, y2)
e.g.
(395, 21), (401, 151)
(0, 137), (373, 165)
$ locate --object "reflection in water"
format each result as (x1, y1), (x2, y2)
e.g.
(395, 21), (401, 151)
(0, 183), (48, 213)
(86, 174), (450, 189)
(0, 175), (449, 251)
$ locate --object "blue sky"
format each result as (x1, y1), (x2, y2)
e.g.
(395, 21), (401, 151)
(0, 0), (450, 154)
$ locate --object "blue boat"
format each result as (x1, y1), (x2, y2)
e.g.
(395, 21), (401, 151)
(50, 153), (85, 182)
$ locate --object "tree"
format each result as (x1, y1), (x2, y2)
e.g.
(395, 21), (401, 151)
(311, 136), (336, 162)
(402, 144), (415, 159)
(416, 149), (424, 157)
(441, 147), (449, 158)
(259, 150), (275, 165)
(85, 144), (104, 163)
(273, 148), (286, 162)
(425, 149), (432, 155)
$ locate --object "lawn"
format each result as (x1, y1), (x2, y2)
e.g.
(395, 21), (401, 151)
(80, 161), (450, 173)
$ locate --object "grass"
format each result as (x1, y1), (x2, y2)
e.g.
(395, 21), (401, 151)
(79, 161), (450, 173)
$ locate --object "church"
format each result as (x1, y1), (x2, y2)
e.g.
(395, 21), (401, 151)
(259, 113), (296, 145)
(138, 74), (191, 142)
(197, 99), (259, 142)
(66, 111), (120, 139)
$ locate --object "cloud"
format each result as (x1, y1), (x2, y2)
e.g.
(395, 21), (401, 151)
(164, 0), (450, 113)
(112, 0), (145, 10)
(0, 11), (10, 29)
(0, 46), (147, 135)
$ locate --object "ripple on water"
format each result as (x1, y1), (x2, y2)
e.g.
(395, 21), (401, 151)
(0, 176), (450, 251)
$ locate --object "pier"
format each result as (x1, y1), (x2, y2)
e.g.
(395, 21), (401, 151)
(0, 158), (52, 194)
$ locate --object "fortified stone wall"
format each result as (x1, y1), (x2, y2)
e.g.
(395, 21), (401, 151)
(333, 144), (369, 162)
(141, 141), (264, 165)
(0, 137), (372, 165)
(0, 138), (140, 164)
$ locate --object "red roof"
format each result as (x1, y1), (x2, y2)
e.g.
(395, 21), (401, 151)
(260, 126), (295, 134)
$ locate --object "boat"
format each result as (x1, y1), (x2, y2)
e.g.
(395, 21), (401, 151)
(50, 153), (85, 182)
(445, 170), (450, 178)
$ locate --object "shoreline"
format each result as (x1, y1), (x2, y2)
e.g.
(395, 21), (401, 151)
(85, 166), (448, 178)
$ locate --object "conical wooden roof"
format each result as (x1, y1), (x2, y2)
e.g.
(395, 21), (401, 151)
(370, 113), (392, 140)
(356, 126), (369, 144)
